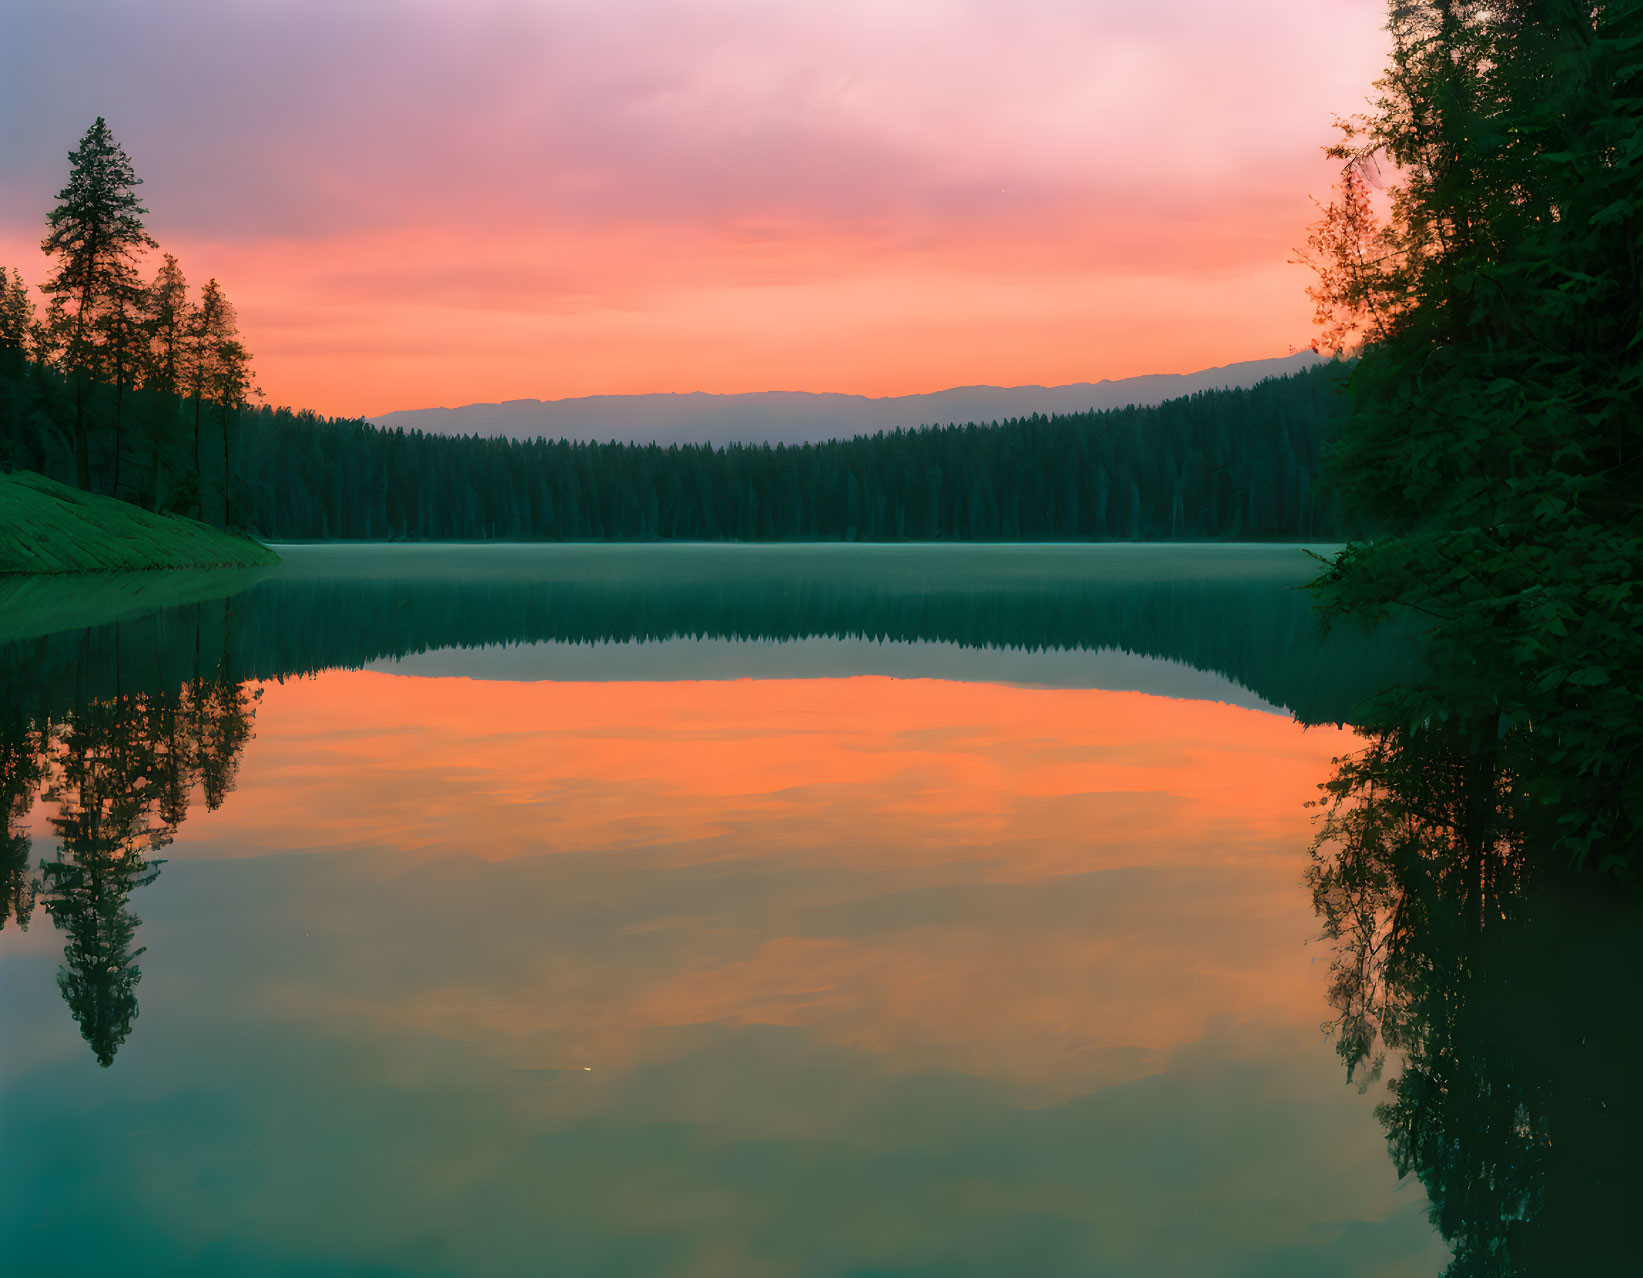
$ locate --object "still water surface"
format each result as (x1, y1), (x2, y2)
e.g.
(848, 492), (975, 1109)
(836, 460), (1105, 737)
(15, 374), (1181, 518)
(0, 546), (1450, 1275)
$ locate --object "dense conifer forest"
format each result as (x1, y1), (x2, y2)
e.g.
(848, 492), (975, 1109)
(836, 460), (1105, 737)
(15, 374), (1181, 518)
(1, 345), (1348, 542)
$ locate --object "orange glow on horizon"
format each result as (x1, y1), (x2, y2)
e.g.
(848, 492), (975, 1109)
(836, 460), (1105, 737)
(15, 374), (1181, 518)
(0, 220), (1324, 419)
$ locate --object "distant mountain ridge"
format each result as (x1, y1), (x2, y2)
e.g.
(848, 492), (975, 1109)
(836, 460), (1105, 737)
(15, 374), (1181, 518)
(369, 352), (1325, 446)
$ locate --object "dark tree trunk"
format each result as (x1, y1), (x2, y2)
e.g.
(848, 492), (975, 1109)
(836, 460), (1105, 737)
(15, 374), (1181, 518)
(73, 267), (95, 493)
(222, 404), (232, 527)
(192, 394), (202, 520)
(74, 373), (89, 491)
(112, 372), (124, 499)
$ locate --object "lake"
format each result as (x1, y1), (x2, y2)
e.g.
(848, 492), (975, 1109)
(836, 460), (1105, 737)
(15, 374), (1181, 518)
(0, 545), (1452, 1276)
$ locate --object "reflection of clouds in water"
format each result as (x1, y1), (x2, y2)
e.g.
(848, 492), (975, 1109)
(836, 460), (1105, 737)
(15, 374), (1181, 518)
(152, 672), (1361, 1102)
(2, 668), (1448, 1275)
(220, 854), (1338, 1102)
(181, 672), (1345, 867)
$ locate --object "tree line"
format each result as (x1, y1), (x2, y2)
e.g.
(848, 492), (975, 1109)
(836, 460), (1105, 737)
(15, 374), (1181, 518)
(3, 117), (1349, 542)
(229, 364), (1344, 541)
(3, 344), (1350, 541)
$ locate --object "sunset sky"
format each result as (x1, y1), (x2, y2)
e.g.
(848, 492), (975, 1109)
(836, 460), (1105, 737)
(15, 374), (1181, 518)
(0, 0), (1387, 417)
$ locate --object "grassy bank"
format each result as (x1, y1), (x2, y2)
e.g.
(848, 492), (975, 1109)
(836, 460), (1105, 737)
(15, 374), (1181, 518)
(0, 470), (280, 574)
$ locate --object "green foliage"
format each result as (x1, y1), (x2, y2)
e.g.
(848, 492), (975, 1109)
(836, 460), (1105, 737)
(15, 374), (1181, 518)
(188, 277), (254, 409)
(0, 469), (278, 573)
(38, 118), (155, 355)
(1305, 4), (1643, 1264)
(1307, 1), (1643, 870)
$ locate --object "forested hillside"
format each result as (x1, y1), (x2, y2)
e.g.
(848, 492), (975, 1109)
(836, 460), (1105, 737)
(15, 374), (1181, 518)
(2, 350), (1348, 542)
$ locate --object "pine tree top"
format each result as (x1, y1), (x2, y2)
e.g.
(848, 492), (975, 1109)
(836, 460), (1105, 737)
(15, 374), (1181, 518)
(40, 117), (156, 284)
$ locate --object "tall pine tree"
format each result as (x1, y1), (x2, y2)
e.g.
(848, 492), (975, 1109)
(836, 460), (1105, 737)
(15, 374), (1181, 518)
(139, 254), (191, 508)
(140, 254), (189, 395)
(181, 277), (254, 523)
(182, 278), (223, 516)
(93, 265), (147, 498)
(39, 118), (156, 492)
(205, 283), (255, 527)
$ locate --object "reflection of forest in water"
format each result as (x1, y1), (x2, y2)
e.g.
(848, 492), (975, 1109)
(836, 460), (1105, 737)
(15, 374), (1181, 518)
(0, 552), (1414, 727)
(1309, 713), (1641, 1275)
(0, 669), (259, 1065)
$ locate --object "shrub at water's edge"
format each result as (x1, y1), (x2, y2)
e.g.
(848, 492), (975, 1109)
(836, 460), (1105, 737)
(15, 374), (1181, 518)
(0, 470), (279, 573)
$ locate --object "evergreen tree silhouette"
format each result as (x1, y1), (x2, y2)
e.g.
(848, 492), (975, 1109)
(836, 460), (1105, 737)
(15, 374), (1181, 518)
(139, 253), (191, 507)
(0, 266), (37, 351)
(140, 253), (189, 396)
(39, 118), (156, 492)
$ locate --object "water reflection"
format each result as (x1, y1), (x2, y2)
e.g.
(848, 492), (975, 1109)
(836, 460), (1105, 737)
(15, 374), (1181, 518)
(1, 547), (1454, 1274)
(1309, 711), (1642, 1274)
(0, 706), (48, 933)
(2, 669), (259, 1064)
(8, 670), (1439, 1275)
(0, 544), (1411, 726)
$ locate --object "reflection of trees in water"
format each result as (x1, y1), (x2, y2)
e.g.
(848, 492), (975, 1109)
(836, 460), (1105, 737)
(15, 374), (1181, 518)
(0, 709), (49, 934)
(1310, 715), (1641, 1275)
(0, 669), (260, 1066)
(1, 569), (1414, 729)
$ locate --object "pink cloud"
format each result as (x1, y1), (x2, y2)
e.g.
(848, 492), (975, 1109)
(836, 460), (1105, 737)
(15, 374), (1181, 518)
(0, 0), (1389, 414)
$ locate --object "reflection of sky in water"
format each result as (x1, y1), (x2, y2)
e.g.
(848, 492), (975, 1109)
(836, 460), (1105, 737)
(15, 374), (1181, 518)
(2, 667), (1449, 1276)
(366, 637), (1285, 711)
